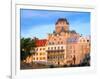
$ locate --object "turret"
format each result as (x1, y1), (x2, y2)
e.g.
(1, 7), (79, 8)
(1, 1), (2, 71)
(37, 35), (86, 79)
(55, 18), (69, 34)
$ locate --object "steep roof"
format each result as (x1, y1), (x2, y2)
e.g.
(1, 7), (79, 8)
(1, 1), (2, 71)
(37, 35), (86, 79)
(35, 39), (47, 47)
(56, 18), (69, 25)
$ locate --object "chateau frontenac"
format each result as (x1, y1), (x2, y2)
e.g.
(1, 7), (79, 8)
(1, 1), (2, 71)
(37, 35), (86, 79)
(26, 18), (90, 66)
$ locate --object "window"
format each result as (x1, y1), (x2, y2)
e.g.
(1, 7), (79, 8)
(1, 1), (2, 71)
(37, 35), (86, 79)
(87, 40), (89, 42)
(80, 40), (82, 42)
(48, 57), (49, 59)
(43, 48), (45, 50)
(36, 48), (38, 51)
(70, 46), (72, 49)
(54, 47), (56, 50)
(58, 42), (60, 44)
(83, 39), (85, 42)
(70, 55), (72, 58)
(58, 46), (60, 49)
(70, 50), (72, 53)
(33, 58), (35, 60)
(49, 42), (51, 45)
(43, 52), (45, 55)
(69, 46), (72, 49)
(52, 42), (54, 45)
(60, 56), (63, 59)
(61, 41), (63, 44)
(73, 50), (75, 53)
(59, 38), (61, 40)
(40, 57), (42, 60)
(36, 53), (38, 55)
(40, 48), (42, 51)
(43, 57), (45, 60)
(51, 47), (53, 50)
(40, 53), (42, 55)
(54, 39), (56, 41)
(61, 46), (63, 49)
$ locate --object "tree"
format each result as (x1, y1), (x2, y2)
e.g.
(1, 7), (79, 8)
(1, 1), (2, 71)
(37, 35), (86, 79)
(80, 53), (90, 66)
(20, 37), (36, 61)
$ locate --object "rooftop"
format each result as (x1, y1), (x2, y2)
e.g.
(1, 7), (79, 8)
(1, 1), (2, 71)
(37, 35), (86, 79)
(55, 18), (69, 25)
(36, 39), (47, 47)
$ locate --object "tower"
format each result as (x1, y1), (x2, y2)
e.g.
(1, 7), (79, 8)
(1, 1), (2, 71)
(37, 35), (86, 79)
(55, 18), (69, 34)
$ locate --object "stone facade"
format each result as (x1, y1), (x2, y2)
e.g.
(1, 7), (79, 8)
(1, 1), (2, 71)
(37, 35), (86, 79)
(31, 18), (90, 66)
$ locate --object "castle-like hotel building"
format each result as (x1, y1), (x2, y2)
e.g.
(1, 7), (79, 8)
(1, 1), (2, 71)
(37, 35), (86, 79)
(26, 18), (90, 66)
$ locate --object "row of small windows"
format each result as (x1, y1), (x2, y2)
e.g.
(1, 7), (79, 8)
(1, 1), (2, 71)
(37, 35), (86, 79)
(80, 39), (90, 43)
(48, 52), (64, 55)
(34, 46), (64, 52)
(48, 41), (63, 45)
(33, 57), (46, 60)
(48, 61), (64, 64)
(67, 46), (73, 49)
(34, 52), (45, 55)
(48, 39), (90, 44)
(35, 48), (45, 51)
(68, 50), (75, 54)
(66, 55), (73, 59)
(48, 55), (64, 59)
(48, 46), (63, 50)
(53, 38), (62, 41)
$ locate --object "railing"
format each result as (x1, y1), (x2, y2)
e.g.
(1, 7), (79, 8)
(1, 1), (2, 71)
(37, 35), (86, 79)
(46, 49), (64, 52)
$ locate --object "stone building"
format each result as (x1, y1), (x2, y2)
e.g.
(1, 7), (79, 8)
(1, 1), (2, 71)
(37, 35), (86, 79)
(31, 18), (90, 66)
(32, 39), (47, 63)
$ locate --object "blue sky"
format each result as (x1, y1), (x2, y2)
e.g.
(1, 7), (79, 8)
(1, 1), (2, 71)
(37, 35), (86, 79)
(20, 9), (90, 39)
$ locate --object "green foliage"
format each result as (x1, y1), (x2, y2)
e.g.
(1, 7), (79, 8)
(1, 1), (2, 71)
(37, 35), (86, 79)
(20, 37), (36, 61)
(80, 53), (90, 66)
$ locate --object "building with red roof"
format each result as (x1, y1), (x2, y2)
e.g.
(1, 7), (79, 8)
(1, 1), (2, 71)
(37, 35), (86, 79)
(31, 18), (90, 66)
(35, 39), (47, 47)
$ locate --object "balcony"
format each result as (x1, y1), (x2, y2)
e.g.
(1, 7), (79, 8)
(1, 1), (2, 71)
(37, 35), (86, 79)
(46, 49), (64, 53)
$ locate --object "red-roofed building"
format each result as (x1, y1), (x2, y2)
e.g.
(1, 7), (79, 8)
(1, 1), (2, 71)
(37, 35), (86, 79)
(30, 18), (90, 66)
(32, 39), (47, 63)
(35, 39), (47, 47)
